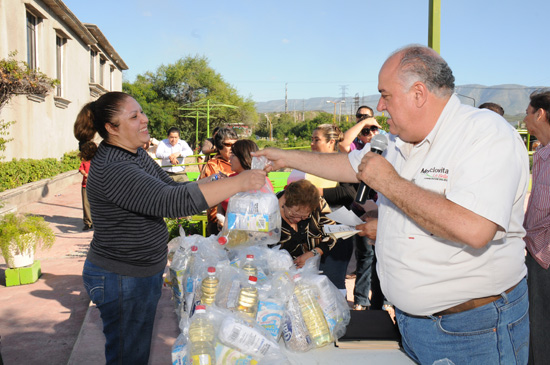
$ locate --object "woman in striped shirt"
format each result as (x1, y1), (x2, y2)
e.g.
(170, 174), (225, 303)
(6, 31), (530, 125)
(73, 91), (265, 364)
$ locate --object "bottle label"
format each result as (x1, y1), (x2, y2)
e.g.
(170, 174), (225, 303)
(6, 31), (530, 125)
(191, 354), (211, 365)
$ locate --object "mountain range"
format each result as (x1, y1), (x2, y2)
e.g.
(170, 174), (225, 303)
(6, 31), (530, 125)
(255, 84), (547, 118)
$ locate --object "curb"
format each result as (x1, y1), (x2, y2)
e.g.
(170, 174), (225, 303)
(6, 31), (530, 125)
(0, 170), (81, 210)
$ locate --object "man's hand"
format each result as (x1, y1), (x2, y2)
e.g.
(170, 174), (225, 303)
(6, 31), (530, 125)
(356, 218), (377, 240)
(252, 148), (288, 172)
(357, 152), (398, 194)
(169, 152), (180, 166)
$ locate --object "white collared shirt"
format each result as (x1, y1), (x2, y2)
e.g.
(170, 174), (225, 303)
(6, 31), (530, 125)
(155, 139), (194, 173)
(349, 94), (529, 315)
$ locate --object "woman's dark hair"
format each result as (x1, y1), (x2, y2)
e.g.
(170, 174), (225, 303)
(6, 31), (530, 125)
(213, 127), (238, 150)
(530, 90), (550, 124)
(231, 139), (259, 170)
(78, 141), (98, 161)
(73, 91), (130, 148)
(283, 179), (320, 212)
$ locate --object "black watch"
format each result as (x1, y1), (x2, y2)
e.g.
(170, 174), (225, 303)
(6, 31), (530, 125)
(311, 248), (319, 256)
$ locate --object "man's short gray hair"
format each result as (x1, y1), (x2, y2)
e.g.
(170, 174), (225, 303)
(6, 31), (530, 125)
(393, 45), (455, 98)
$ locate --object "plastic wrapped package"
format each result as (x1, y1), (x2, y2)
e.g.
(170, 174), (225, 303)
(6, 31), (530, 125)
(217, 315), (284, 362)
(171, 332), (188, 365)
(293, 274), (333, 348)
(281, 295), (314, 353)
(304, 273), (350, 340)
(219, 157), (281, 248)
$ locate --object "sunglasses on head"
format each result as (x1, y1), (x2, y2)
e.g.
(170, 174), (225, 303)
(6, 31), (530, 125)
(356, 113), (373, 119)
(360, 126), (379, 136)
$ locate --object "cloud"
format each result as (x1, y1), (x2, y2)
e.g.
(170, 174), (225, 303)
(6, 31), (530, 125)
(282, 38), (290, 44)
(191, 29), (201, 39)
(142, 11), (152, 17)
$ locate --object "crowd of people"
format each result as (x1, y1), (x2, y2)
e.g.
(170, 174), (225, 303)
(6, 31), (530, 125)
(73, 44), (550, 365)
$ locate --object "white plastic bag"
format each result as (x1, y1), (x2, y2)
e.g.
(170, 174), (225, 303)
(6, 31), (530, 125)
(219, 157), (281, 247)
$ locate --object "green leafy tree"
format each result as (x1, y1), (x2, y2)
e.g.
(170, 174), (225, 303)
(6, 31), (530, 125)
(124, 55), (257, 147)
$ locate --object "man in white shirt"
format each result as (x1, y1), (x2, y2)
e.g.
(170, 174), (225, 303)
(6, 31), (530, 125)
(156, 127), (194, 182)
(255, 45), (529, 364)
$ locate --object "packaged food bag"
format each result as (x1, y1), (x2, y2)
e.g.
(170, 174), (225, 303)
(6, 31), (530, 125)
(219, 157), (281, 247)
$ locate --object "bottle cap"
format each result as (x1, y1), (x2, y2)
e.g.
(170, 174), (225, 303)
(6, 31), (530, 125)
(195, 305), (206, 313)
(208, 267), (216, 273)
(248, 276), (258, 284)
(218, 236), (227, 246)
(293, 274), (302, 281)
(246, 254), (254, 259)
(191, 245), (198, 252)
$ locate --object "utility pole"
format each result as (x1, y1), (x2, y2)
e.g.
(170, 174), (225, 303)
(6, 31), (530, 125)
(428, 0), (441, 54)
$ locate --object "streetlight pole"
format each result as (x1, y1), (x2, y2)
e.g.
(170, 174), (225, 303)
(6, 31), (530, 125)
(326, 100), (337, 123)
(264, 113), (273, 141)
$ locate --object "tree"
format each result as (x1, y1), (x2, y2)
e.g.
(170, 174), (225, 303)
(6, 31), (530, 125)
(124, 55), (257, 147)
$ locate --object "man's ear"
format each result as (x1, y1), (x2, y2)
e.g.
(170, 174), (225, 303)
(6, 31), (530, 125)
(412, 81), (428, 108)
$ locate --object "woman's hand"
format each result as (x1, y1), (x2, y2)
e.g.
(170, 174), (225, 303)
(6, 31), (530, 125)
(236, 169), (267, 191)
(294, 251), (314, 268)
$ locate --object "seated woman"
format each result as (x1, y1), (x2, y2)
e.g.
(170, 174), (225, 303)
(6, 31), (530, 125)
(273, 179), (336, 269)
(200, 127), (238, 235)
(216, 139), (273, 230)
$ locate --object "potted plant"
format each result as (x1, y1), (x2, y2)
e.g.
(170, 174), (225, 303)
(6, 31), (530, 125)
(0, 213), (55, 268)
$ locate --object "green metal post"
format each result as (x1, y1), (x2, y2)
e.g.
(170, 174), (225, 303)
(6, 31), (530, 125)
(195, 110), (199, 147)
(428, 0), (441, 54)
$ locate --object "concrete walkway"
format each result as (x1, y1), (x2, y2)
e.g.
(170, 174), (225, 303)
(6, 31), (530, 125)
(0, 181), (179, 364)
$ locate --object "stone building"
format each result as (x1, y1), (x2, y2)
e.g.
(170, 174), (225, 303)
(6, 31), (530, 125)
(0, 0), (128, 160)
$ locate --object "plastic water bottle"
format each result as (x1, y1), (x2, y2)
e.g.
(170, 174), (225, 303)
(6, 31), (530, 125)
(200, 267), (219, 305)
(293, 274), (332, 347)
(237, 276), (259, 319)
(184, 245), (199, 314)
(241, 254), (258, 277)
(188, 305), (215, 365)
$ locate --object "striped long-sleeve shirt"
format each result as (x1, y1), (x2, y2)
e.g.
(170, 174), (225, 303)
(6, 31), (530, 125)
(524, 143), (550, 269)
(86, 142), (208, 277)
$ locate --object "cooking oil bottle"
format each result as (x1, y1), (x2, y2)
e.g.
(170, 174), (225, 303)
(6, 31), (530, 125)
(200, 267), (219, 305)
(293, 274), (332, 347)
(237, 276), (259, 320)
(188, 305), (215, 365)
(241, 254), (258, 277)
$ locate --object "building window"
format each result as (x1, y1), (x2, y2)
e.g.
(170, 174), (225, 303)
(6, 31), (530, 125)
(110, 66), (115, 91)
(26, 12), (37, 70)
(90, 50), (96, 83)
(55, 36), (65, 97)
(99, 57), (106, 86)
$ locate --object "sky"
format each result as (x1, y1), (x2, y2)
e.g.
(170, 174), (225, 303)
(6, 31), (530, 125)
(63, 0), (550, 103)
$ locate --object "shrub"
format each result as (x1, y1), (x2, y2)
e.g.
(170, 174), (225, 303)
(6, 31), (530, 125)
(0, 151), (80, 193)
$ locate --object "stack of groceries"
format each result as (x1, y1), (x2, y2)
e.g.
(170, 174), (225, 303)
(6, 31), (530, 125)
(166, 232), (351, 365)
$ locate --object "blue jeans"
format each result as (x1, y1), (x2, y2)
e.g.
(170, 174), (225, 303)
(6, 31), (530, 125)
(353, 235), (375, 306)
(82, 260), (164, 365)
(395, 277), (529, 365)
(320, 236), (354, 290)
(526, 253), (550, 364)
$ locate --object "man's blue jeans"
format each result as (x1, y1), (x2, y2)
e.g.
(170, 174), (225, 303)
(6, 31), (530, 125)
(82, 260), (164, 365)
(353, 235), (375, 306)
(395, 277), (529, 365)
